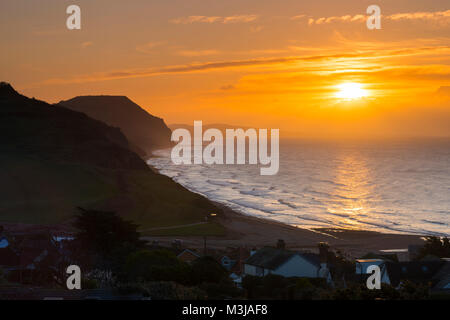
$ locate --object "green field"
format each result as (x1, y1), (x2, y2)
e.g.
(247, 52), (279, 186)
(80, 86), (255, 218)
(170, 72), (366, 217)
(0, 154), (117, 224)
(141, 222), (226, 237)
(0, 153), (224, 235)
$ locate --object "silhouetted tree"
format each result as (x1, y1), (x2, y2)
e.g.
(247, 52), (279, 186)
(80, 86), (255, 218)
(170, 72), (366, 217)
(417, 236), (450, 260)
(190, 256), (229, 285)
(123, 249), (190, 283)
(73, 207), (146, 270)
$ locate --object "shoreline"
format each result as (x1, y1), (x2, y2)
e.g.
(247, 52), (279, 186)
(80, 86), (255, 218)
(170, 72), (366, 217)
(2, 158), (426, 258)
(145, 152), (445, 237)
(143, 198), (425, 258)
(144, 159), (426, 257)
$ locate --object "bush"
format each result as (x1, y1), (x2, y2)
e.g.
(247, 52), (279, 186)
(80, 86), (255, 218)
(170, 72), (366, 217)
(189, 256), (229, 285)
(124, 249), (191, 284)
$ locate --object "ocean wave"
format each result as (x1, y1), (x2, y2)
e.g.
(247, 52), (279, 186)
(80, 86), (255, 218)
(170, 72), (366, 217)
(278, 199), (299, 209)
(239, 189), (269, 197)
(422, 219), (448, 226)
(147, 141), (450, 236)
(228, 198), (282, 215)
(206, 179), (234, 187)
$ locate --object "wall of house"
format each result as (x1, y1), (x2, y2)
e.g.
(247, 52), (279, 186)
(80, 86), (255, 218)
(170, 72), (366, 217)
(244, 264), (273, 277)
(356, 261), (391, 285)
(381, 267), (391, 285)
(244, 264), (257, 276)
(273, 255), (318, 278)
(355, 260), (385, 274)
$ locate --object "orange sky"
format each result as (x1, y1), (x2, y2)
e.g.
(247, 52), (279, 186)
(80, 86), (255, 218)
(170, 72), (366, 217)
(1, 0), (450, 138)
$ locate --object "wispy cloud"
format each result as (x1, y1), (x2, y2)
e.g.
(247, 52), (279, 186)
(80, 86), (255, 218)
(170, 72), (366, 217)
(38, 46), (450, 85)
(136, 41), (167, 53)
(306, 9), (450, 26)
(177, 50), (221, 57)
(170, 14), (258, 24)
(220, 84), (235, 91)
(291, 14), (306, 21)
(389, 10), (450, 21)
(250, 25), (264, 33)
(308, 15), (365, 25)
(81, 41), (93, 48)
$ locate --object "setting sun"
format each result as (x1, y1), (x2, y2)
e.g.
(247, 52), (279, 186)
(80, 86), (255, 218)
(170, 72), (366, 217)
(335, 83), (369, 100)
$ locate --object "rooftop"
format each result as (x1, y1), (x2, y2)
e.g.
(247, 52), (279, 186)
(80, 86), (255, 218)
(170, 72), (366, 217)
(245, 247), (320, 270)
(385, 260), (445, 287)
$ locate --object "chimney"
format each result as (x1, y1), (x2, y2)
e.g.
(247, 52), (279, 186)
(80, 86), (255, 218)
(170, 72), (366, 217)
(277, 239), (286, 250)
(318, 242), (329, 266)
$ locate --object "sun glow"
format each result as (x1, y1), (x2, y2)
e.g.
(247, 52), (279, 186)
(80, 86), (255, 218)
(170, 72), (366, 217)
(335, 82), (369, 100)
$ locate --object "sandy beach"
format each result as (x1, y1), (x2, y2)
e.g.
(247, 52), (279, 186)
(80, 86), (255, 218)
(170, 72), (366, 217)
(143, 201), (425, 258)
(1, 162), (426, 259)
(143, 160), (427, 258)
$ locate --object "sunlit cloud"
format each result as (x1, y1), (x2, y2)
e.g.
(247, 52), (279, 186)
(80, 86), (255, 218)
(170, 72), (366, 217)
(37, 46), (450, 86)
(81, 41), (93, 48)
(220, 84), (235, 91)
(136, 41), (167, 53)
(170, 14), (258, 24)
(389, 10), (450, 22)
(177, 50), (221, 57)
(309, 15), (365, 25)
(305, 9), (450, 26)
(291, 14), (306, 21)
(249, 25), (264, 33)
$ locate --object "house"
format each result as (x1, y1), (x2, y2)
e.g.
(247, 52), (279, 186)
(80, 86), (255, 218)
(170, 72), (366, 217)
(356, 258), (385, 273)
(177, 249), (200, 264)
(408, 244), (423, 261)
(0, 237), (9, 248)
(0, 247), (20, 272)
(379, 249), (409, 262)
(0, 235), (20, 275)
(218, 247), (251, 287)
(243, 247), (332, 283)
(384, 260), (445, 287)
(219, 247), (250, 273)
(432, 259), (450, 292)
(219, 255), (235, 271)
(356, 258), (449, 289)
(0, 232), (62, 284)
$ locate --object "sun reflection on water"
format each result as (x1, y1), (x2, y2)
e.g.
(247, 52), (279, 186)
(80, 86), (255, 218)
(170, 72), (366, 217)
(327, 151), (374, 229)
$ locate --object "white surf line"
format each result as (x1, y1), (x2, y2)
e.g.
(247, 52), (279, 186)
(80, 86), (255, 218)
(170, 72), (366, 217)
(299, 227), (342, 240)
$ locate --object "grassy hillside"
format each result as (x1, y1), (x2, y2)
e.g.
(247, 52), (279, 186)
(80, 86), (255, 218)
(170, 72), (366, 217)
(0, 153), (219, 229)
(58, 96), (172, 155)
(0, 153), (116, 224)
(0, 83), (224, 235)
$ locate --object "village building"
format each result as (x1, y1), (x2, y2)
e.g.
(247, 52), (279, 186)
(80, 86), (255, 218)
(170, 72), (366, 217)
(356, 258), (450, 291)
(177, 249), (201, 264)
(243, 246), (332, 283)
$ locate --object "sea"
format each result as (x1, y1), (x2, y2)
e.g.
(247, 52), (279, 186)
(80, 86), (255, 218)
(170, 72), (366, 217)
(147, 138), (450, 236)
